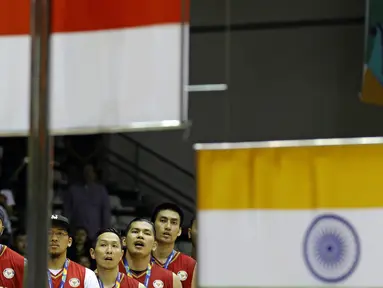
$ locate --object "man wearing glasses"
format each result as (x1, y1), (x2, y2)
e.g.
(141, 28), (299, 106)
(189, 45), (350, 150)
(48, 214), (100, 287)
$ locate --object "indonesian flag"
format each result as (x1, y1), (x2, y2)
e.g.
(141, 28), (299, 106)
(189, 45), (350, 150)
(0, 0), (189, 135)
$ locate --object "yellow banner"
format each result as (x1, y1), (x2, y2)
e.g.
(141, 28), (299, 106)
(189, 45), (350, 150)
(197, 143), (383, 210)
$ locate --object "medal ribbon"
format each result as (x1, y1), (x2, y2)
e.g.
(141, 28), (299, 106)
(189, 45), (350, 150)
(163, 250), (176, 269)
(152, 249), (176, 269)
(47, 258), (69, 288)
(123, 258), (152, 288)
(97, 272), (122, 288)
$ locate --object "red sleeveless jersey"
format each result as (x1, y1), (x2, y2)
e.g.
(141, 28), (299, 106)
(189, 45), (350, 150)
(0, 246), (25, 288)
(153, 252), (196, 288)
(120, 273), (141, 288)
(96, 272), (140, 288)
(49, 260), (86, 288)
(119, 261), (174, 288)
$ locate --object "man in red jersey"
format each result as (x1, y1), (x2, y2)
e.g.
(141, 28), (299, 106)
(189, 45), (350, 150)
(90, 227), (144, 288)
(119, 218), (182, 288)
(0, 209), (26, 287)
(151, 203), (197, 288)
(188, 216), (196, 260)
(48, 214), (100, 288)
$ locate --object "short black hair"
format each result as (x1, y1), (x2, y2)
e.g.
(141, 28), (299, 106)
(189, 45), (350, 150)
(151, 203), (184, 226)
(125, 218), (156, 235)
(14, 228), (26, 238)
(93, 227), (122, 248)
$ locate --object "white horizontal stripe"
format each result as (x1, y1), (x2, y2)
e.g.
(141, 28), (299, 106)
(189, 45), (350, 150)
(0, 24), (188, 135)
(199, 210), (383, 287)
(186, 84), (228, 92)
(194, 137), (383, 150)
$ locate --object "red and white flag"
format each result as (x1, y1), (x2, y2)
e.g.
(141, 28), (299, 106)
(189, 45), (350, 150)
(0, 0), (189, 135)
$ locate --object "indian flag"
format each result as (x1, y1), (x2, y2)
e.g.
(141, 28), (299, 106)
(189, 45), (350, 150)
(0, 0), (189, 135)
(196, 137), (383, 287)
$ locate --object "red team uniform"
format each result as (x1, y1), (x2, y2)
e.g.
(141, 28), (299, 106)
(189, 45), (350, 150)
(153, 251), (196, 288)
(96, 272), (141, 288)
(0, 245), (25, 288)
(119, 261), (174, 288)
(119, 274), (142, 288)
(115, 273), (141, 288)
(48, 260), (86, 288)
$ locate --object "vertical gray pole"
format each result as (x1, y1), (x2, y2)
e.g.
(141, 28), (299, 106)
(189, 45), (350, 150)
(25, 0), (52, 286)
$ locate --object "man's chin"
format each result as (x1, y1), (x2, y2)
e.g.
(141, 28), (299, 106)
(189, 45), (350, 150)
(99, 261), (118, 270)
(49, 252), (62, 259)
(128, 249), (149, 257)
(159, 237), (174, 244)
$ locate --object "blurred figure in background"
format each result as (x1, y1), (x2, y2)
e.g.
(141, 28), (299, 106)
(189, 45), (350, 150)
(188, 216), (197, 260)
(0, 188), (15, 217)
(12, 228), (27, 257)
(0, 193), (12, 245)
(67, 227), (92, 263)
(78, 255), (92, 269)
(63, 164), (111, 239)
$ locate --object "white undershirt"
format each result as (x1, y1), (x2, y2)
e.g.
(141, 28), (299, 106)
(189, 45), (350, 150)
(49, 267), (100, 288)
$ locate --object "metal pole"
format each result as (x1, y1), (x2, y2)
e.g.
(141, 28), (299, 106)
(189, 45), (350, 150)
(25, 0), (52, 286)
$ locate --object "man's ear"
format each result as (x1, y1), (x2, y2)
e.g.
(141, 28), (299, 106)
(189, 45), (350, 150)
(122, 236), (127, 248)
(89, 248), (96, 260)
(68, 237), (73, 248)
(152, 241), (158, 253)
(188, 228), (191, 239)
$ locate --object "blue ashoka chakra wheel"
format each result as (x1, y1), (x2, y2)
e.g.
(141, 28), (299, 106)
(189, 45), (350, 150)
(303, 214), (360, 283)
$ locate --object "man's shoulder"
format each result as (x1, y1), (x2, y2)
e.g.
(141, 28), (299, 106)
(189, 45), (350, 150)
(177, 252), (196, 264)
(174, 252), (196, 269)
(85, 267), (97, 276)
(2, 247), (25, 267)
(5, 247), (24, 260)
(122, 273), (141, 285)
(90, 183), (107, 193)
(152, 264), (174, 278)
(68, 260), (87, 272)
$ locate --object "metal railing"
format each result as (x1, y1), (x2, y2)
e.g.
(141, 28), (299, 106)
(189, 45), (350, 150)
(105, 157), (194, 214)
(106, 147), (194, 207)
(117, 133), (195, 179)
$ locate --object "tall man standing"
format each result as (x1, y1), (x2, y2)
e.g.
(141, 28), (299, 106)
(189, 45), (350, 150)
(151, 203), (196, 288)
(63, 164), (111, 239)
(48, 214), (100, 287)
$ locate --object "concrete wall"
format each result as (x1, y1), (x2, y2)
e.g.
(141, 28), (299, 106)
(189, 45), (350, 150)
(107, 0), (383, 208)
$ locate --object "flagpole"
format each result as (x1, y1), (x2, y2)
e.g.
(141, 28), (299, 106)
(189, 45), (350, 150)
(25, 0), (52, 286)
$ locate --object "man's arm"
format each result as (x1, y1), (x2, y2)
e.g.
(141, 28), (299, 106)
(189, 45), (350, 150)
(172, 273), (182, 288)
(84, 268), (101, 288)
(63, 186), (74, 220)
(101, 186), (111, 228)
(191, 264), (197, 288)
